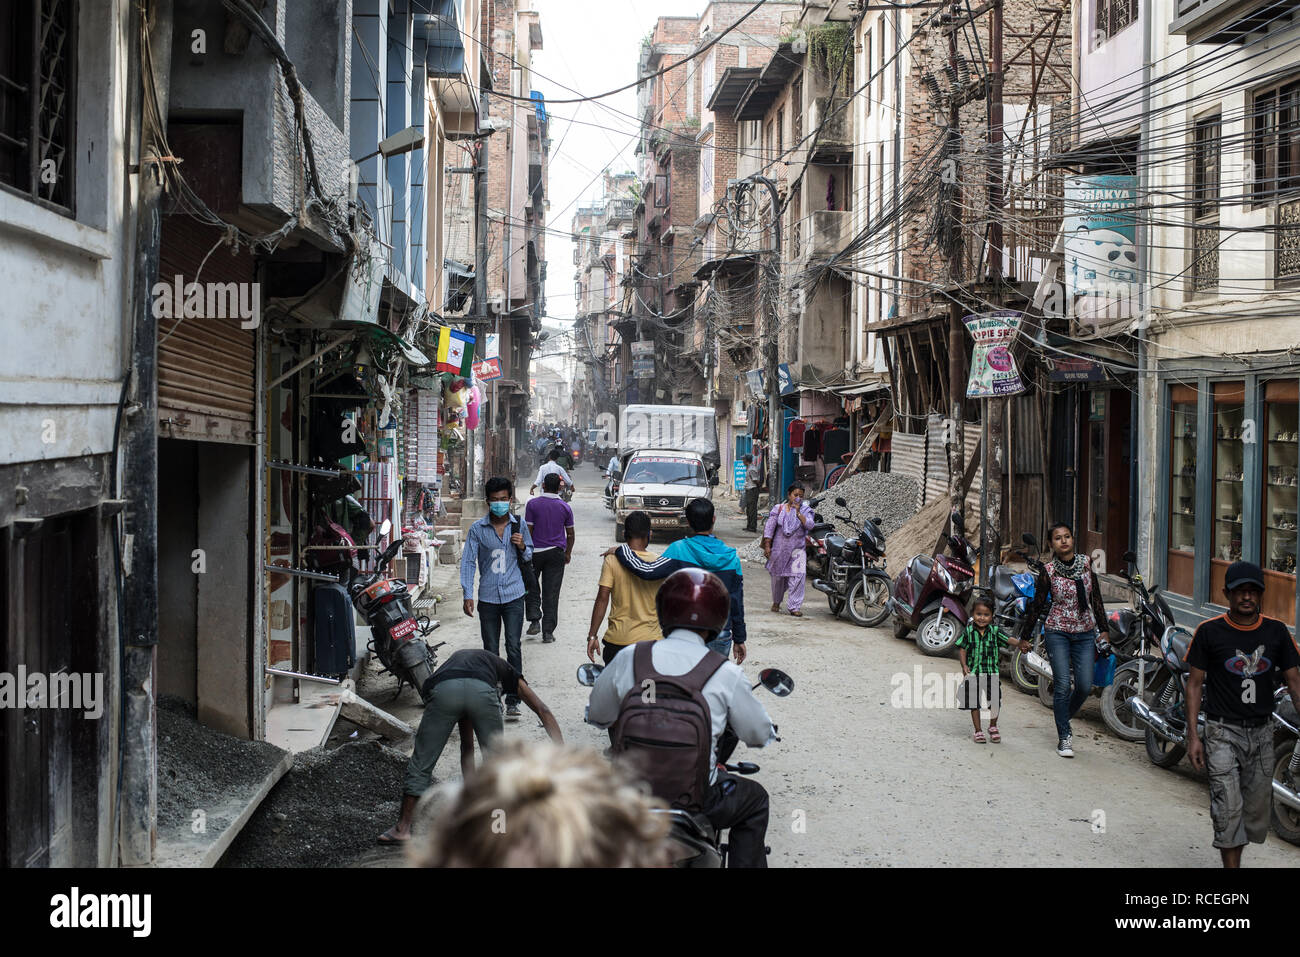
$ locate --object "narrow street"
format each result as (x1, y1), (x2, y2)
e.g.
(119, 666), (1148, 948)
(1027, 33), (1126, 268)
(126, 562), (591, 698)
(372, 461), (1296, 868)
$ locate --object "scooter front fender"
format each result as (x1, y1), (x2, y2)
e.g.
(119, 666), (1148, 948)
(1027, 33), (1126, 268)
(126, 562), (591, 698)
(940, 595), (969, 622)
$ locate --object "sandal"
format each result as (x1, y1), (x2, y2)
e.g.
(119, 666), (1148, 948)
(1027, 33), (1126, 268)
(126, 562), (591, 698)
(790, 609), (803, 617)
(771, 603), (780, 612)
(988, 726), (1001, 743)
(973, 731), (986, 744)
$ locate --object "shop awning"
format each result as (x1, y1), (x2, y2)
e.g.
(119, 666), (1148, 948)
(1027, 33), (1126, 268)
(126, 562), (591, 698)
(833, 375), (889, 397)
(336, 320), (431, 367)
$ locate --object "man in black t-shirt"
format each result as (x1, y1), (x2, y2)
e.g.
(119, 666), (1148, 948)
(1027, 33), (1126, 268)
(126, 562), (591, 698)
(378, 648), (563, 845)
(1185, 561), (1300, 867)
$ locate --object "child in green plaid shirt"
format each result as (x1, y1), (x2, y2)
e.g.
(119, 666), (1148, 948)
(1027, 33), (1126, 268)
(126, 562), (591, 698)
(956, 597), (1030, 743)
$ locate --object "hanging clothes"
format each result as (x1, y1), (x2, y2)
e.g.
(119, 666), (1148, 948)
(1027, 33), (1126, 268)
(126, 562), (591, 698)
(802, 424), (823, 462)
(788, 417), (807, 451)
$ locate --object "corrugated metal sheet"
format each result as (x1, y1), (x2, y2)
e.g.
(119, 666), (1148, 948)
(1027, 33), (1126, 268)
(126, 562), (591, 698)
(890, 417), (983, 511)
(158, 218), (257, 444)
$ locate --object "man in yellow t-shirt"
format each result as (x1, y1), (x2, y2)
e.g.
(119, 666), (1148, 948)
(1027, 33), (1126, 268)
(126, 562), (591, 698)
(586, 511), (663, 664)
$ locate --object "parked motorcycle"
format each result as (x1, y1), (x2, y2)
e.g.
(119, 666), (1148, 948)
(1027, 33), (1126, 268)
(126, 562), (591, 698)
(344, 519), (444, 701)
(576, 661), (793, 868)
(1270, 686), (1300, 846)
(889, 508), (976, 656)
(1097, 550), (1182, 741)
(1125, 619), (1201, 768)
(810, 496), (891, 627)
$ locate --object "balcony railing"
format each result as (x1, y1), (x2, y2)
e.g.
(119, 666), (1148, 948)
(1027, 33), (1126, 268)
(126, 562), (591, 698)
(1171, 0), (1298, 44)
(809, 97), (851, 156)
(1191, 222), (1220, 292)
(1277, 197), (1300, 282)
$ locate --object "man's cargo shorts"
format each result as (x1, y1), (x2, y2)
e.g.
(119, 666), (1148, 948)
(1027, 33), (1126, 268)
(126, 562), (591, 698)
(1204, 717), (1273, 849)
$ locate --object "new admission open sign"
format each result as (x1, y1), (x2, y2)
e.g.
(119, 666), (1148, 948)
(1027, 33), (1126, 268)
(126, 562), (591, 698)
(964, 311), (1025, 398)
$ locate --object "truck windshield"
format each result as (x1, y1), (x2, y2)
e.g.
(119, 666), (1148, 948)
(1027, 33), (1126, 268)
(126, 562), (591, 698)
(624, 456), (706, 486)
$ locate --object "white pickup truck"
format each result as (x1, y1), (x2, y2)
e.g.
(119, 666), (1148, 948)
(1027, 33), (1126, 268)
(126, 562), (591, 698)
(611, 405), (719, 542)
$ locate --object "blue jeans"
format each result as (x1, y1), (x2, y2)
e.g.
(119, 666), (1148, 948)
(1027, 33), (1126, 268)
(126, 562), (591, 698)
(1044, 628), (1097, 740)
(708, 634), (733, 659)
(479, 597), (525, 705)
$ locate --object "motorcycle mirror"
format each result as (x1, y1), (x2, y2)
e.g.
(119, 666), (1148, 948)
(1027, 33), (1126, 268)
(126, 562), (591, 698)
(808, 495), (823, 506)
(1122, 550), (1136, 564)
(834, 497), (847, 507)
(872, 517), (883, 526)
(732, 762), (760, 775)
(576, 663), (603, 686)
(758, 668), (795, 696)
(379, 518), (393, 538)
(1021, 533), (1038, 549)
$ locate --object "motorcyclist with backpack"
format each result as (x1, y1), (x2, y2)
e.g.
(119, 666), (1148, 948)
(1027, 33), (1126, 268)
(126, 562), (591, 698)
(585, 568), (776, 867)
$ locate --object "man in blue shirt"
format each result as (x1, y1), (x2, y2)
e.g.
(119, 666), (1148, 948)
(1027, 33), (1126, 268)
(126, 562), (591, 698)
(461, 476), (534, 719)
(611, 497), (748, 663)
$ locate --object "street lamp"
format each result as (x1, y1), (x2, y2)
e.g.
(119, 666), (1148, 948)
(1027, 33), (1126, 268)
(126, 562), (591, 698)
(354, 125), (426, 163)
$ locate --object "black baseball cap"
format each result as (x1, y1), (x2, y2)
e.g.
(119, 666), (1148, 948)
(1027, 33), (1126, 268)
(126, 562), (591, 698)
(1224, 561), (1265, 591)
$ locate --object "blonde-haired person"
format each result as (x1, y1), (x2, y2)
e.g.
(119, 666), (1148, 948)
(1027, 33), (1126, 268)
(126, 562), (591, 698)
(411, 740), (671, 868)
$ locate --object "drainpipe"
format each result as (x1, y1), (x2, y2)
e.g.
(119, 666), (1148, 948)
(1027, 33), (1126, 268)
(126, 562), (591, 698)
(121, 0), (173, 867)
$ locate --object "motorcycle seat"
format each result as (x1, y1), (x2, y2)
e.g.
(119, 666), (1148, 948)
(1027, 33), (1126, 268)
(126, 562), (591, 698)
(809, 522), (835, 538)
(909, 555), (933, 589)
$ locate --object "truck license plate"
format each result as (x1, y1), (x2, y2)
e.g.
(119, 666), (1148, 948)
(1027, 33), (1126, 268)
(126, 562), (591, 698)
(651, 517), (680, 526)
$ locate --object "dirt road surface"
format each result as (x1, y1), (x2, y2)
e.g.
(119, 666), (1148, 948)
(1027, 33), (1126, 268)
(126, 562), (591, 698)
(362, 460), (1298, 867)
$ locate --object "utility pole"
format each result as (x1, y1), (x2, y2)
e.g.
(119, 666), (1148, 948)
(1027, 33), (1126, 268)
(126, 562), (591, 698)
(982, 0), (1007, 577)
(946, 2), (966, 520)
(747, 175), (783, 510)
(470, 85), (491, 499)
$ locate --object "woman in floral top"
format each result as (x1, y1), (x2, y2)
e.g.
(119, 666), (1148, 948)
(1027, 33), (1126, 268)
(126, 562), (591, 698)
(1024, 522), (1108, 758)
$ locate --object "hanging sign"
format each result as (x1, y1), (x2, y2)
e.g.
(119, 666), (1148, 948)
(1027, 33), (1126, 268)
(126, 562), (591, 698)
(964, 311), (1026, 398)
(473, 357), (503, 381)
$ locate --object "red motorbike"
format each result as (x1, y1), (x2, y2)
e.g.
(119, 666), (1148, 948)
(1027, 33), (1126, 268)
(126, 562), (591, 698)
(889, 508), (977, 656)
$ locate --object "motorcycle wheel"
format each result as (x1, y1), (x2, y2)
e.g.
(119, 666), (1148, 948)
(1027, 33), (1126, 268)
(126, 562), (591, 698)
(846, 576), (890, 627)
(828, 594), (846, 617)
(1100, 660), (1160, 742)
(1037, 673), (1056, 709)
(1144, 725), (1187, 768)
(915, 611), (960, 656)
(1270, 741), (1300, 846)
(892, 616), (911, 639)
(1009, 648), (1039, 695)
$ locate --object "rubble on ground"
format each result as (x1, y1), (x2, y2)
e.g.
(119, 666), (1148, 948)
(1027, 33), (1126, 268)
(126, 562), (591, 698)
(220, 740), (409, 868)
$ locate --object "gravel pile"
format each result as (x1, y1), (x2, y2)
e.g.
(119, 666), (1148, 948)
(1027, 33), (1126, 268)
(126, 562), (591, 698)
(736, 471), (919, 565)
(156, 696), (287, 833)
(220, 739), (409, 868)
(813, 470), (920, 539)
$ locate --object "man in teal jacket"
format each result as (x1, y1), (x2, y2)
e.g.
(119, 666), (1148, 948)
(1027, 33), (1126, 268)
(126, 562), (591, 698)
(612, 497), (748, 663)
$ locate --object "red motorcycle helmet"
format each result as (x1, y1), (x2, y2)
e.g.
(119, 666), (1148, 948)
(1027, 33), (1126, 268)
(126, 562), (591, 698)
(655, 568), (731, 639)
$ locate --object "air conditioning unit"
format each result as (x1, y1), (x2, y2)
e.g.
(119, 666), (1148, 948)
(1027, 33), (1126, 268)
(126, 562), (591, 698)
(489, 289), (505, 313)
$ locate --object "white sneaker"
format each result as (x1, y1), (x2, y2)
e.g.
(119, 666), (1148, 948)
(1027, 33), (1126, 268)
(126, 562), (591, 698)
(1057, 735), (1074, 758)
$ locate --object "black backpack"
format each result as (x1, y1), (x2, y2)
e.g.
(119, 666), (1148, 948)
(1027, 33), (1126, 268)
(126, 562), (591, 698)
(612, 642), (725, 811)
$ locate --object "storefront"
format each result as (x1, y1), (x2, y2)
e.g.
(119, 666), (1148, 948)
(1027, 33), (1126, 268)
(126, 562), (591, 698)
(1157, 370), (1299, 627)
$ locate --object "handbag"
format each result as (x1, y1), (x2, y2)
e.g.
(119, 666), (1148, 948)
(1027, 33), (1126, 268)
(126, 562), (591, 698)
(1023, 650), (1053, 680)
(957, 672), (1001, 713)
(1093, 651), (1116, 688)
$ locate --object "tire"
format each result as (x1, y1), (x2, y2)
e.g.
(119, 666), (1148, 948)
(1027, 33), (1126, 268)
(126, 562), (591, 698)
(1038, 673), (1056, 709)
(1144, 725), (1187, 768)
(846, 576), (890, 627)
(828, 594), (846, 617)
(1100, 661), (1160, 742)
(824, 465), (846, 490)
(915, 611), (960, 656)
(892, 616), (911, 639)
(1009, 648), (1039, 695)
(1270, 740), (1300, 846)
(614, 522), (625, 543)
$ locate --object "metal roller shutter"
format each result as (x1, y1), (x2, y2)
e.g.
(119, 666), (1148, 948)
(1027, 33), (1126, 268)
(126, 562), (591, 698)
(157, 218), (257, 444)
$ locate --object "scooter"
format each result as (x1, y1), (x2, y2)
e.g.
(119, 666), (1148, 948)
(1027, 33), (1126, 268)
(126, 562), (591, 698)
(344, 519), (444, 702)
(811, 496), (891, 627)
(576, 662), (794, 868)
(889, 508), (976, 656)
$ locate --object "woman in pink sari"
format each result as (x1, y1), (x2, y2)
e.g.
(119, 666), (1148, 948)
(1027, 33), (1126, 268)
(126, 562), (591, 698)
(762, 482), (815, 616)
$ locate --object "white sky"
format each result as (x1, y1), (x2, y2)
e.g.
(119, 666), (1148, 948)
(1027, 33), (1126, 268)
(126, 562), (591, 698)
(529, 0), (707, 357)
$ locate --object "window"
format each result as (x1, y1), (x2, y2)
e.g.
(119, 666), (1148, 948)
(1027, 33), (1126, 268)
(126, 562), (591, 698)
(1167, 384), (1198, 597)
(792, 75), (803, 146)
(1094, 0), (1138, 44)
(877, 17), (886, 106)
(776, 107), (784, 162)
(864, 152), (871, 222)
(1191, 113), (1220, 292)
(0, 0), (76, 212)
(1251, 77), (1300, 203)
(864, 29), (872, 117)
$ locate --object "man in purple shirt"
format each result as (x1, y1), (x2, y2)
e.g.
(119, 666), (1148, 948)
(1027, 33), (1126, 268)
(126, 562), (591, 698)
(524, 472), (576, 643)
